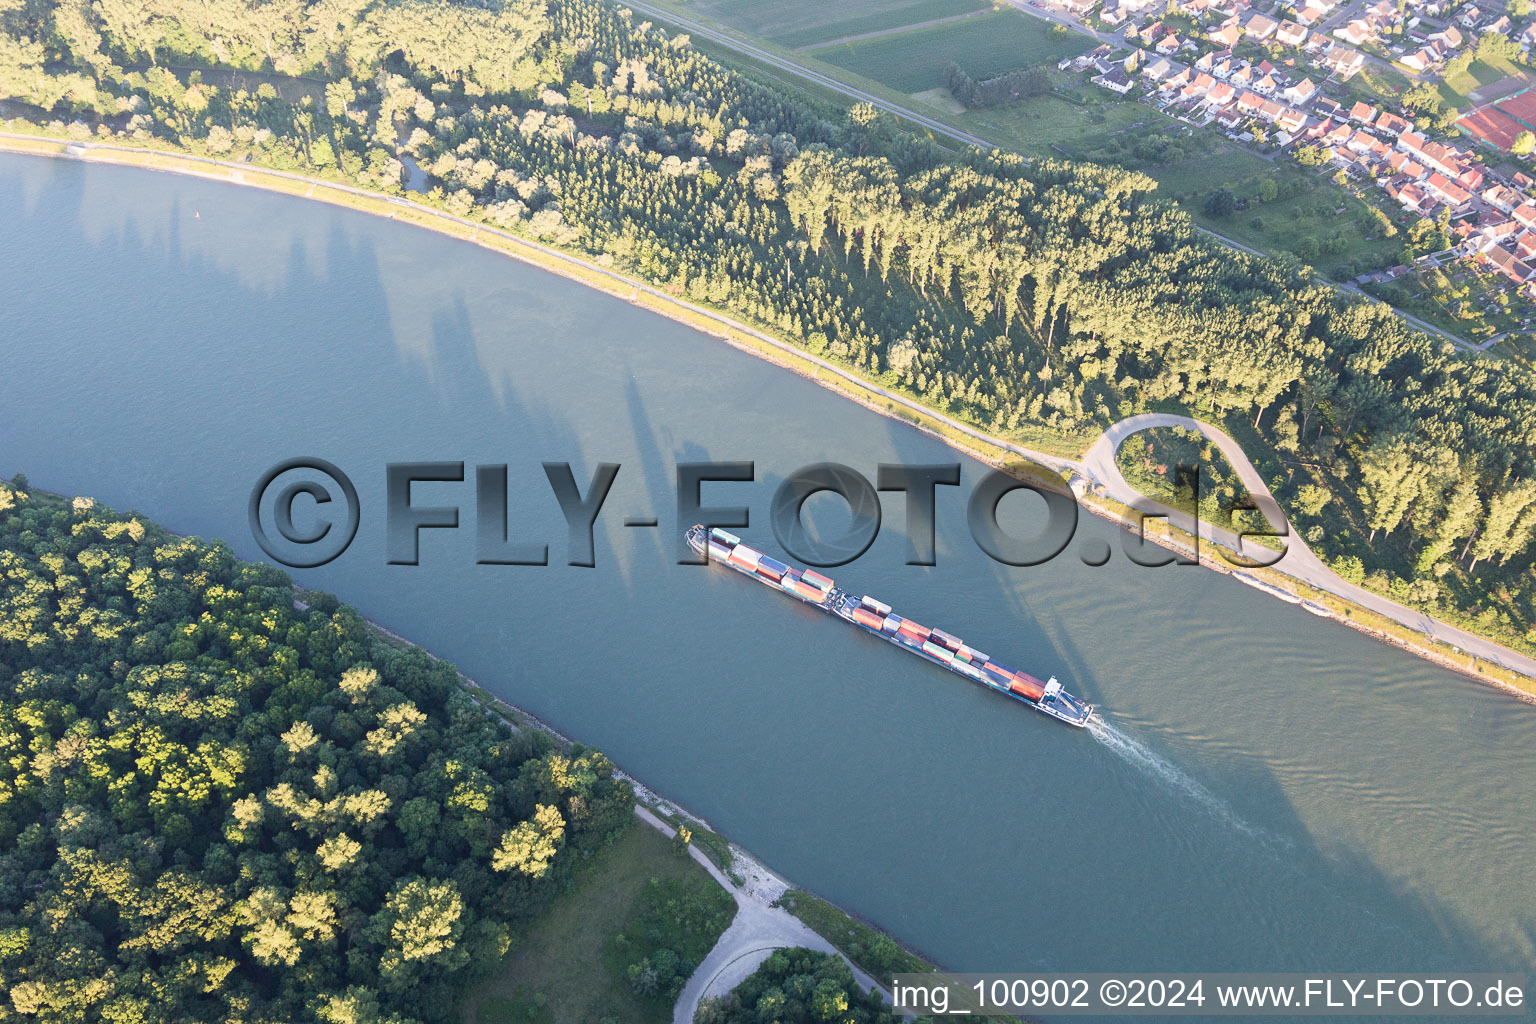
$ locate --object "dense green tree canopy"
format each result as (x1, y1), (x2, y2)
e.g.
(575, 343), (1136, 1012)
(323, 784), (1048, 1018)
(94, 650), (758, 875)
(0, 485), (633, 1023)
(1, 0), (1533, 645)
(694, 947), (904, 1024)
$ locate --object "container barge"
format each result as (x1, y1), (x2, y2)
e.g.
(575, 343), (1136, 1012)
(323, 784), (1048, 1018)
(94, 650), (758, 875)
(687, 525), (1095, 727)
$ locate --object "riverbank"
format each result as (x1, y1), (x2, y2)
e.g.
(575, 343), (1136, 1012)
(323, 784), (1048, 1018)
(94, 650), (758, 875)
(4, 129), (1531, 700)
(332, 591), (933, 1021)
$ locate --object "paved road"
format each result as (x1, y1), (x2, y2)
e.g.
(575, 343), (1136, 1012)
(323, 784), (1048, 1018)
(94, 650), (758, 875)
(1082, 414), (1536, 678)
(622, 0), (995, 149)
(631, 807), (906, 1023)
(999, 0), (1122, 46)
(1336, 282), (1478, 350)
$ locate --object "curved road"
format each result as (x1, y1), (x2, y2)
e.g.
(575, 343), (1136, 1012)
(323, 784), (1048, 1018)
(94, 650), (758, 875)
(1083, 414), (1536, 679)
(630, 807), (905, 1023)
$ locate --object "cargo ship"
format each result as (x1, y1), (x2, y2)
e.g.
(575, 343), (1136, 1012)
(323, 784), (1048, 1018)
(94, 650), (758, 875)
(686, 525), (1095, 727)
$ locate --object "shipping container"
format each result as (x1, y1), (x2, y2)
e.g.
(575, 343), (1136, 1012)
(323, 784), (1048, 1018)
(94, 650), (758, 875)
(691, 522), (1094, 726)
(852, 607), (885, 629)
(757, 556), (789, 579)
(802, 570), (834, 590)
(860, 596), (893, 616)
(929, 628), (963, 650)
(922, 640), (955, 661)
(983, 663), (1015, 686)
(1009, 673), (1046, 701)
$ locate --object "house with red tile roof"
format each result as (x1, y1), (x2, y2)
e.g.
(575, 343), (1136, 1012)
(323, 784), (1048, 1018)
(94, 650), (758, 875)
(1207, 81), (1237, 106)
(1479, 245), (1536, 283)
(1424, 171), (1472, 210)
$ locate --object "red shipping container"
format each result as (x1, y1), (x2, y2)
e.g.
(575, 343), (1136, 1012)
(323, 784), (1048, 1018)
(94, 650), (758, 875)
(897, 620), (929, 640)
(852, 608), (884, 629)
(1009, 673), (1046, 701)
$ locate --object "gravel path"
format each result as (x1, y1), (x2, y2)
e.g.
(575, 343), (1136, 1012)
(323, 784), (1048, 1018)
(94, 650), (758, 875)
(631, 806), (907, 1023)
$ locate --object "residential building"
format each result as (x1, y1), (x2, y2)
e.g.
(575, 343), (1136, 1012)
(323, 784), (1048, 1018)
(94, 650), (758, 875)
(1283, 77), (1318, 104)
(1243, 11), (1279, 38)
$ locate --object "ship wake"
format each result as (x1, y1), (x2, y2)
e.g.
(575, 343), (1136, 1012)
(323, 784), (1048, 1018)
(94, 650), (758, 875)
(1088, 717), (1283, 847)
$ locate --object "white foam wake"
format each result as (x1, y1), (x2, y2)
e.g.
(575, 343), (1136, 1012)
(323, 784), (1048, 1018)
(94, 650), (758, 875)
(1089, 716), (1281, 846)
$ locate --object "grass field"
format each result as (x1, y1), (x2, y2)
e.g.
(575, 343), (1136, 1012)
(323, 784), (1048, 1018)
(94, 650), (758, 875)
(1438, 56), (1530, 107)
(961, 91), (1402, 278)
(809, 10), (1084, 93)
(677, 0), (990, 45)
(1328, 63), (1412, 109)
(1153, 152), (1403, 277)
(776, 0), (992, 48)
(460, 823), (736, 1024)
(964, 90), (1154, 157)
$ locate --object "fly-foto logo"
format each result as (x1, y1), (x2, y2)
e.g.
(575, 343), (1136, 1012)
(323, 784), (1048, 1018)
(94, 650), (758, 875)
(248, 459), (1287, 570)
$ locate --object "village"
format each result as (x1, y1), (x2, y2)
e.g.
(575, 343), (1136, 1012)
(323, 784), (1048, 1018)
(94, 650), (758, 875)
(1043, 0), (1536, 339)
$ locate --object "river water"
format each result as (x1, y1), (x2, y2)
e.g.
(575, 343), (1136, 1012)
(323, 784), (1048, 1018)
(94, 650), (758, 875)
(3, 154), (1534, 985)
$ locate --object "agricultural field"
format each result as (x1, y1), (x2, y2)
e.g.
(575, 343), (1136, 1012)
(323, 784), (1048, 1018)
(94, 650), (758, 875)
(777, 0), (992, 48)
(674, 0), (990, 47)
(808, 10), (1085, 93)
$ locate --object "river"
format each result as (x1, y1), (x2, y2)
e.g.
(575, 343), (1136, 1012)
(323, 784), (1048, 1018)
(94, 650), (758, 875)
(3, 153), (1534, 986)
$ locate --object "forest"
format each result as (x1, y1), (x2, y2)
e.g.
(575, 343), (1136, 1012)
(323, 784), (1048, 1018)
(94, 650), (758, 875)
(0, 0), (1532, 652)
(0, 481), (634, 1023)
(693, 948), (904, 1024)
